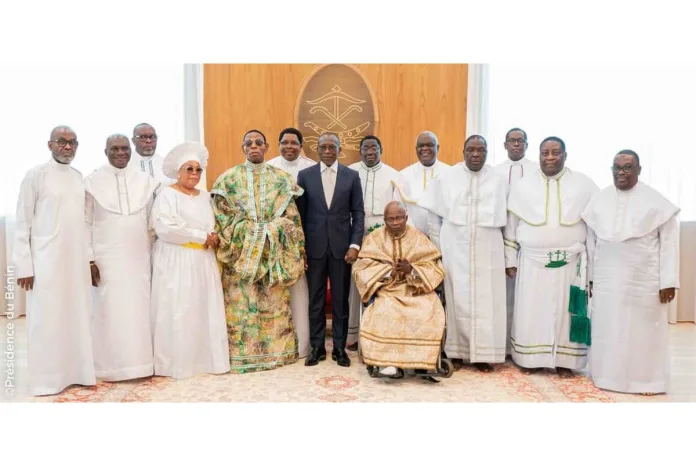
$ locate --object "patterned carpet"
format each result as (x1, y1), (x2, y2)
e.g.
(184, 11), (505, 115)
(5, 317), (692, 403)
(26, 350), (671, 403)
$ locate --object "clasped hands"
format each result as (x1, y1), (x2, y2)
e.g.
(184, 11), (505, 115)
(393, 258), (412, 277)
(204, 232), (220, 249)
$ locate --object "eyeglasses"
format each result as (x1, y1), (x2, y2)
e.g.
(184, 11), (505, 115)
(417, 142), (435, 149)
(506, 138), (527, 144)
(318, 145), (338, 152)
(612, 165), (636, 173)
(53, 139), (78, 147)
(135, 134), (158, 141)
(184, 166), (203, 174)
(244, 139), (266, 148)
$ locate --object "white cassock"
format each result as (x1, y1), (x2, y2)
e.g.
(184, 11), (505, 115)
(494, 157), (538, 355)
(504, 168), (598, 370)
(267, 154), (317, 180)
(150, 187), (231, 378)
(420, 163), (508, 363)
(493, 158), (538, 185)
(582, 182), (679, 393)
(13, 158), (96, 396)
(347, 161), (405, 347)
(84, 164), (160, 381)
(128, 152), (173, 188)
(398, 160), (451, 235)
(266, 154), (317, 357)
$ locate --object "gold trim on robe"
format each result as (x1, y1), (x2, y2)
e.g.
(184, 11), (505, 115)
(352, 225), (446, 370)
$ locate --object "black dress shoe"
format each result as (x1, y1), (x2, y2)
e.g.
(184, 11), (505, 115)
(332, 349), (351, 367)
(305, 347), (327, 366)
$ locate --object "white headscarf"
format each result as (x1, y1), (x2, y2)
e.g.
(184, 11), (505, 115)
(162, 141), (209, 179)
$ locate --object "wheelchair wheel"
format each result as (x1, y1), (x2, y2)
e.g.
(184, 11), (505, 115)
(439, 358), (454, 378)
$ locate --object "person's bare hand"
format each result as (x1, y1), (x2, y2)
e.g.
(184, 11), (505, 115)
(394, 259), (412, 275)
(345, 248), (359, 264)
(505, 267), (517, 279)
(659, 287), (676, 304)
(204, 232), (219, 249)
(17, 276), (34, 291)
(90, 263), (101, 287)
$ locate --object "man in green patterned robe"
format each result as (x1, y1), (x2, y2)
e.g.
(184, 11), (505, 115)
(211, 129), (306, 373)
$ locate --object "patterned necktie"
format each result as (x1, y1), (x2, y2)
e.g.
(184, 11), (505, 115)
(322, 167), (335, 208)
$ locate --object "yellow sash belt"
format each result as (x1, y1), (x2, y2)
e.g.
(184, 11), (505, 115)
(182, 242), (206, 250)
(181, 242), (224, 273)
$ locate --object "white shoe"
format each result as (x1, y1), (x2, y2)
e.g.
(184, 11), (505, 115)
(380, 366), (398, 376)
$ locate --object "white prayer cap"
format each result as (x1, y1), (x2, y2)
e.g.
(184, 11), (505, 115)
(163, 141), (209, 179)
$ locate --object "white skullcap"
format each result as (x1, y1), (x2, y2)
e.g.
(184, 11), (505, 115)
(163, 142), (209, 179)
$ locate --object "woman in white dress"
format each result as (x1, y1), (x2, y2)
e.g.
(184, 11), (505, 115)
(150, 142), (231, 379)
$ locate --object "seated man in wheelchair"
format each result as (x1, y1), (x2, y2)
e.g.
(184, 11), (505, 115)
(352, 201), (448, 379)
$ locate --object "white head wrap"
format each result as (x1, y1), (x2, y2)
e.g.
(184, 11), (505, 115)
(163, 141), (209, 179)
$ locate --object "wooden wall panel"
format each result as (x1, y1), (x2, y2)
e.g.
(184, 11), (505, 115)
(203, 64), (468, 189)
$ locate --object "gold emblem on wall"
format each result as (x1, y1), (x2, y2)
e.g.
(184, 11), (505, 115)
(295, 64), (379, 165)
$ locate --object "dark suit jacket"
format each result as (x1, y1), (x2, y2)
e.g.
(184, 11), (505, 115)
(296, 163), (365, 260)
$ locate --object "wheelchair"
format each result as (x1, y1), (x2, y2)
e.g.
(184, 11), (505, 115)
(358, 285), (454, 382)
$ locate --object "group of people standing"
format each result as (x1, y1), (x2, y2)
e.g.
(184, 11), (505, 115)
(13, 123), (679, 397)
(414, 129), (679, 395)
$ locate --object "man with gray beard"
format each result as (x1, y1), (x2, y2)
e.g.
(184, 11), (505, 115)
(14, 126), (96, 396)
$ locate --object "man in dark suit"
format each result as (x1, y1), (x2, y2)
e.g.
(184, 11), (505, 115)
(297, 132), (365, 367)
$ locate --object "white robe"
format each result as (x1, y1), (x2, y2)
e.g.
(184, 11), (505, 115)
(582, 182), (680, 393)
(493, 157), (538, 185)
(128, 152), (173, 188)
(494, 157), (538, 355)
(504, 168), (599, 370)
(150, 188), (231, 379)
(347, 161), (405, 346)
(84, 164), (159, 381)
(267, 154), (317, 180)
(266, 154), (317, 357)
(398, 160), (451, 234)
(420, 163), (508, 363)
(13, 158), (96, 396)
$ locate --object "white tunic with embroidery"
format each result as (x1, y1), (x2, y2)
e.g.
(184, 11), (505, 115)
(582, 182), (679, 393)
(494, 157), (538, 355)
(13, 158), (96, 396)
(346, 161), (404, 346)
(398, 160), (451, 234)
(493, 157), (538, 186)
(420, 163), (508, 363)
(128, 152), (173, 188)
(504, 168), (598, 369)
(267, 155), (317, 181)
(85, 164), (159, 381)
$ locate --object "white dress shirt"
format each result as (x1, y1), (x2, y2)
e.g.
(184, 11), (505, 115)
(321, 161), (360, 251)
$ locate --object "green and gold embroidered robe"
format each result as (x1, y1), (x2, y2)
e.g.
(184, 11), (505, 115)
(212, 161), (305, 373)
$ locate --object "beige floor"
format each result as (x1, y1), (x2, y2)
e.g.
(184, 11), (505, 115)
(2, 315), (694, 403)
